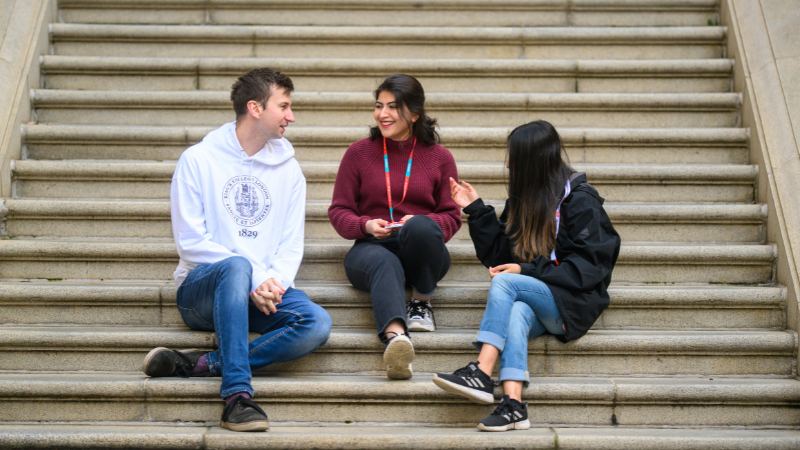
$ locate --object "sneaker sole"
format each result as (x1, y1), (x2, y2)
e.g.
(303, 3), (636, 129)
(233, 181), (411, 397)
(477, 419), (531, 432)
(432, 373), (495, 405)
(407, 318), (435, 332)
(221, 419), (270, 432)
(141, 347), (201, 377)
(384, 337), (414, 380)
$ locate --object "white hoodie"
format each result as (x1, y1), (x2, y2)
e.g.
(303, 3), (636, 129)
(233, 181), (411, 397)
(171, 121), (306, 292)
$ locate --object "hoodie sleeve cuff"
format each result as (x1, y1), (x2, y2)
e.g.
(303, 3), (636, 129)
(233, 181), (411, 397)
(519, 263), (536, 277)
(463, 198), (487, 216)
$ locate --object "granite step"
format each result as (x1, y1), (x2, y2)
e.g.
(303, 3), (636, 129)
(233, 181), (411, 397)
(40, 56), (734, 94)
(0, 239), (776, 283)
(0, 281), (785, 330)
(30, 90), (741, 128)
(1, 198), (768, 243)
(0, 325), (794, 375)
(2, 373), (799, 426)
(49, 24), (726, 60)
(56, 0), (722, 27)
(22, 124), (750, 164)
(3, 425), (799, 450)
(10, 160), (758, 203)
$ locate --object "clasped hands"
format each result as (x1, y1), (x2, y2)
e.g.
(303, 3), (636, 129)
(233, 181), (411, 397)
(449, 177), (522, 279)
(250, 278), (285, 315)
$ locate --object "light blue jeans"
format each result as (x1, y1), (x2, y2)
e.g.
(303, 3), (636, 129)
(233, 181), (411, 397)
(474, 273), (565, 386)
(177, 256), (332, 398)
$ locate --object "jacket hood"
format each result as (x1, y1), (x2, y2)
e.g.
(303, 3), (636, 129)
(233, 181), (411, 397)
(201, 121), (295, 166)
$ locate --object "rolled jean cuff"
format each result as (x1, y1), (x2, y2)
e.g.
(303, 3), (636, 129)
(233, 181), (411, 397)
(413, 287), (435, 297)
(205, 351), (223, 376)
(473, 330), (505, 352)
(221, 386), (254, 399)
(499, 367), (530, 388)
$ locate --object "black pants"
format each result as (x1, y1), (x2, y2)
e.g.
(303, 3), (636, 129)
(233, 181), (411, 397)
(344, 215), (451, 344)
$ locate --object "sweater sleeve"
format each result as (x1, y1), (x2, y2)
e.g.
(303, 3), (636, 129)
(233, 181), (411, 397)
(424, 148), (462, 242)
(519, 193), (619, 290)
(464, 198), (515, 268)
(261, 170), (306, 290)
(328, 145), (372, 240)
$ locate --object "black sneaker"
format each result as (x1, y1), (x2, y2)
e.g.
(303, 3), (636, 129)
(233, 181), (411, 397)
(221, 396), (270, 432)
(383, 333), (414, 380)
(141, 347), (205, 378)
(477, 395), (530, 432)
(407, 299), (436, 332)
(432, 361), (495, 404)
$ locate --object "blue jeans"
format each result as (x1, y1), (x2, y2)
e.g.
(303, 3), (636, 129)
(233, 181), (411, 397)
(176, 256), (332, 398)
(474, 273), (565, 386)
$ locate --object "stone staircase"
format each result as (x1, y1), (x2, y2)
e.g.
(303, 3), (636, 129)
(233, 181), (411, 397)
(1, 0), (800, 447)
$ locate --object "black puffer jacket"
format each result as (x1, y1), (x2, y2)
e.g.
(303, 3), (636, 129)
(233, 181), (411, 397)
(463, 172), (620, 343)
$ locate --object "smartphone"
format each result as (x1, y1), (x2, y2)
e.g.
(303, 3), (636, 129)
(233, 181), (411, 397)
(383, 222), (404, 229)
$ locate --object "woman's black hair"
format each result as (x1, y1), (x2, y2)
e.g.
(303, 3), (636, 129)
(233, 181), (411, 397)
(505, 120), (574, 262)
(369, 74), (439, 146)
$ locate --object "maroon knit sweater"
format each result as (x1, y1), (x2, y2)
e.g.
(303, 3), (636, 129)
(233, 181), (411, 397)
(328, 135), (462, 242)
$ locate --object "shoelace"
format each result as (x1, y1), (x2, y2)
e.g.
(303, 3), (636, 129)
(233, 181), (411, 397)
(490, 397), (515, 418)
(407, 300), (431, 319)
(172, 350), (196, 378)
(453, 362), (481, 378)
(223, 396), (268, 422)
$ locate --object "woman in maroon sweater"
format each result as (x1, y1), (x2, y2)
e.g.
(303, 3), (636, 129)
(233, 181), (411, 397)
(328, 74), (461, 380)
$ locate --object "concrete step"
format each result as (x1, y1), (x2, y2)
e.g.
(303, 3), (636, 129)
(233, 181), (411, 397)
(0, 325), (794, 375)
(57, 0), (722, 27)
(10, 160), (758, 203)
(31, 90), (741, 128)
(0, 239), (776, 283)
(2, 373), (799, 426)
(3, 425), (800, 450)
(0, 426), (800, 450)
(40, 56), (734, 94)
(22, 124), (750, 164)
(49, 24), (726, 60)
(1, 198), (768, 244)
(0, 280), (786, 329)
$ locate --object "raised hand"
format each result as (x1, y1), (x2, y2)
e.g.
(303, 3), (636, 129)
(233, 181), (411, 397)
(449, 177), (480, 209)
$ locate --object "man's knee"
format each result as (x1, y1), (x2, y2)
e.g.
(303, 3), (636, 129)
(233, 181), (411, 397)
(219, 256), (252, 276)
(297, 304), (332, 352)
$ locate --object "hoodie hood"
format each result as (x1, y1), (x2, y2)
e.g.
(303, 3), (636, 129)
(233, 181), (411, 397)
(201, 121), (296, 166)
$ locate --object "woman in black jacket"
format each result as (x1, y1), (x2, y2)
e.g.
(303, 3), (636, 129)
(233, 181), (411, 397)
(432, 120), (620, 432)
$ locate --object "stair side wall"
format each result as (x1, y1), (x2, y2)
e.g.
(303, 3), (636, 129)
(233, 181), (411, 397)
(0, 0), (56, 198)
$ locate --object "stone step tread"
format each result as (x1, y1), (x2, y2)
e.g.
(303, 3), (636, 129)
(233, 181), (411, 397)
(40, 55), (735, 76)
(0, 280), (785, 308)
(2, 424), (799, 450)
(31, 89), (741, 110)
(0, 239), (777, 262)
(4, 372), (800, 404)
(11, 160), (758, 182)
(57, 0), (722, 11)
(49, 23), (727, 43)
(22, 124), (750, 146)
(1, 198), (768, 223)
(1, 325), (794, 354)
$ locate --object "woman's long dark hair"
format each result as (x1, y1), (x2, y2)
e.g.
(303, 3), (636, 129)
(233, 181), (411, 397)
(369, 74), (439, 146)
(505, 120), (574, 262)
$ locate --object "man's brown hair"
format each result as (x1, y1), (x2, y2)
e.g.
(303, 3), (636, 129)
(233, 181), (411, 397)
(230, 68), (294, 118)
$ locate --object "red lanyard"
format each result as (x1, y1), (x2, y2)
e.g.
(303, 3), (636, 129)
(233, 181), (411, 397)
(383, 137), (416, 223)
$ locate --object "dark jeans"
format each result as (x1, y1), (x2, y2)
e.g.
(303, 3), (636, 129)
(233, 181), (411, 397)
(177, 256), (332, 398)
(344, 215), (451, 344)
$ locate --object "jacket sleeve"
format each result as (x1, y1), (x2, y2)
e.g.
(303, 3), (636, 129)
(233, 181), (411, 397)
(519, 192), (619, 291)
(424, 151), (462, 242)
(261, 170), (306, 291)
(464, 198), (515, 268)
(171, 163), (241, 269)
(328, 146), (372, 239)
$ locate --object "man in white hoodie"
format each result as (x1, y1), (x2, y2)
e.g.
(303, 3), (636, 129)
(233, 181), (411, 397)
(141, 68), (332, 432)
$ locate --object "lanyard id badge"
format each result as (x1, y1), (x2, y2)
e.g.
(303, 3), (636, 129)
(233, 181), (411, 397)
(383, 137), (416, 224)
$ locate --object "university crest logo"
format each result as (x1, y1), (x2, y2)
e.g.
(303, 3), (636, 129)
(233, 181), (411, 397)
(222, 176), (270, 227)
